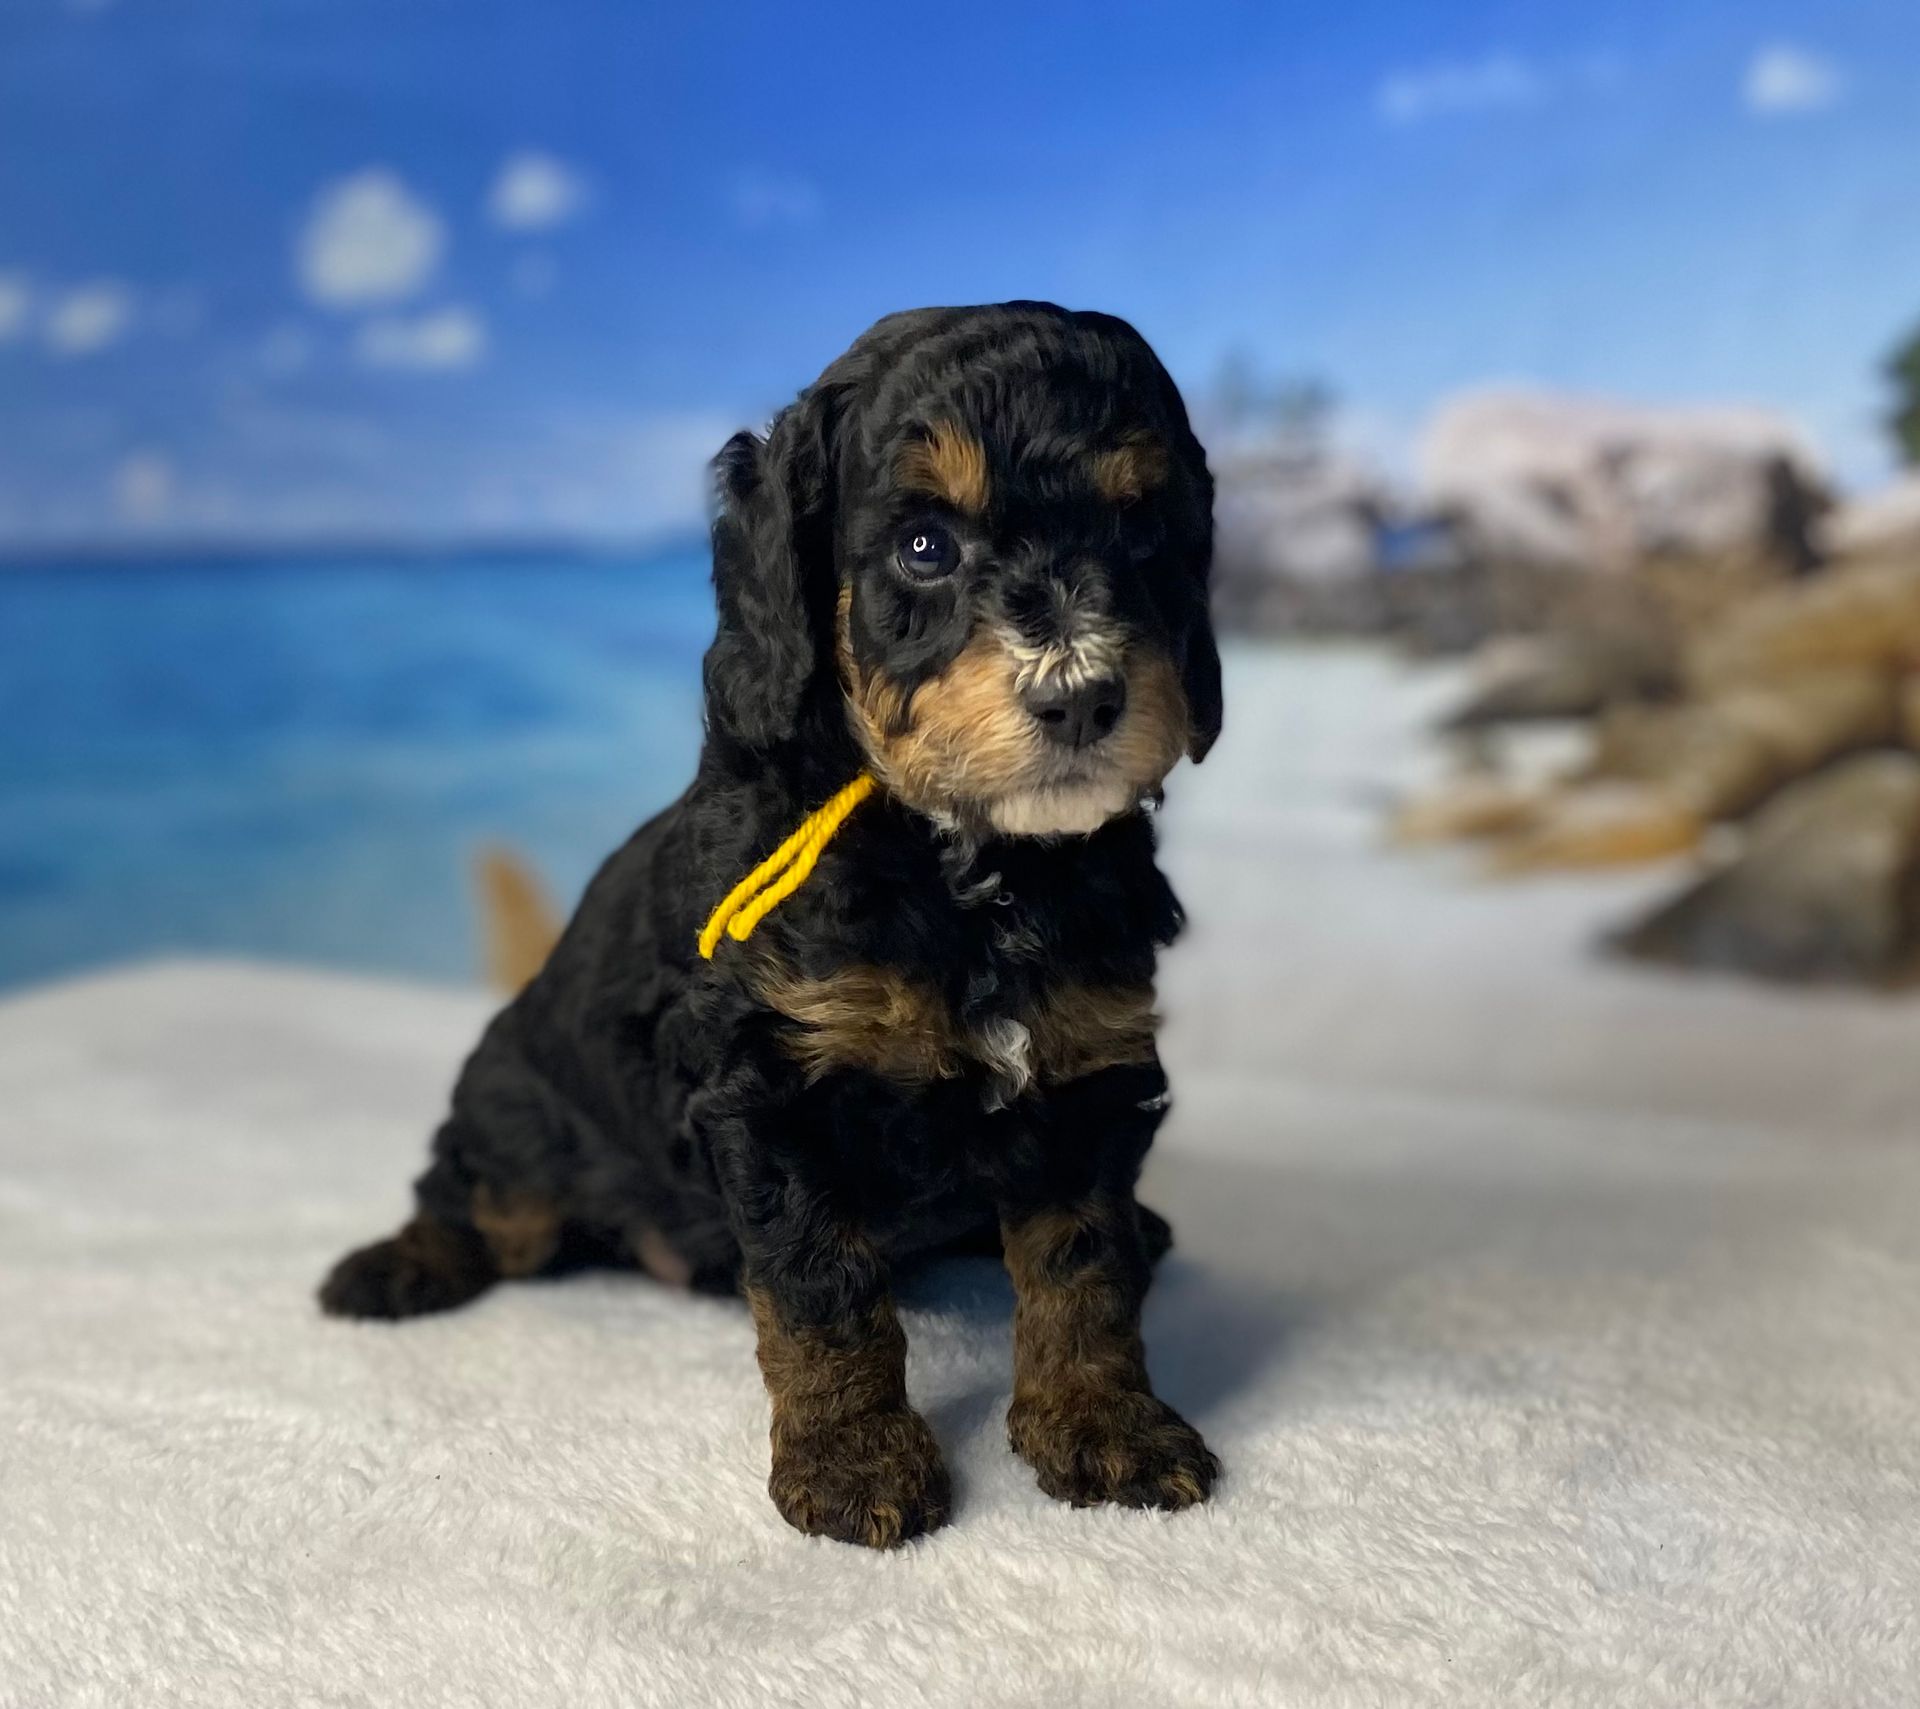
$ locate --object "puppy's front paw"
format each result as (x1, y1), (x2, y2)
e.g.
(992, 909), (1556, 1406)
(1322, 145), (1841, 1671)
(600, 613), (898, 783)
(768, 1408), (951, 1548)
(1009, 1387), (1218, 1511)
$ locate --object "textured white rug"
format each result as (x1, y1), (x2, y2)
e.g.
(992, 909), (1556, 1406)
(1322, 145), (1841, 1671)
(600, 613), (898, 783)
(5, 649), (1920, 1708)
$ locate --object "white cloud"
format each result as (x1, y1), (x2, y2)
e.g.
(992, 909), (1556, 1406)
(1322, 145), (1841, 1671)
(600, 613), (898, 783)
(114, 451), (174, 524)
(1744, 44), (1842, 116)
(519, 407), (739, 535)
(0, 272), (30, 343)
(0, 401), (751, 546)
(354, 305), (488, 371)
(297, 169), (445, 309)
(45, 281), (134, 356)
(729, 169), (822, 229)
(488, 152), (590, 231)
(1376, 54), (1546, 125)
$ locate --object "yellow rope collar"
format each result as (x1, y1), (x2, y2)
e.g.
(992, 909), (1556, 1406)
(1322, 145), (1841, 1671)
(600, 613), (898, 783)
(697, 773), (878, 959)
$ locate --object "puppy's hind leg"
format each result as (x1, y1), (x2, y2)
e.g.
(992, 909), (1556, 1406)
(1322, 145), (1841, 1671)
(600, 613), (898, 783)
(319, 1215), (498, 1321)
(319, 1156), (562, 1323)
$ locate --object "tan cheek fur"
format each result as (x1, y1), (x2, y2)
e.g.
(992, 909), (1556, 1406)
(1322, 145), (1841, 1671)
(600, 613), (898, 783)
(883, 632), (1052, 813)
(839, 587), (1191, 830)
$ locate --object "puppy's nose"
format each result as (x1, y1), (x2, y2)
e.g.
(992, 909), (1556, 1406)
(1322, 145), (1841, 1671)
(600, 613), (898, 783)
(1022, 675), (1128, 749)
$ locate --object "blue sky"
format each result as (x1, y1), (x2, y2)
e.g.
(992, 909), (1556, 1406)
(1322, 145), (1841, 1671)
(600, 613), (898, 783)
(1, 0), (1916, 548)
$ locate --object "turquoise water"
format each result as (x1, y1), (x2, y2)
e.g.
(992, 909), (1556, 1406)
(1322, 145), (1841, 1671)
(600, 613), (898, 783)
(0, 549), (715, 992)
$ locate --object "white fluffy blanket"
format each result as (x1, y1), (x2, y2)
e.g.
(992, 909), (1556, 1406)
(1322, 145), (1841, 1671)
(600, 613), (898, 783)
(5, 650), (1920, 1708)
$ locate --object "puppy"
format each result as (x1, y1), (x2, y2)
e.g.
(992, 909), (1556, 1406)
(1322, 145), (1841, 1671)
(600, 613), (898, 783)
(321, 302), (1225, 1547)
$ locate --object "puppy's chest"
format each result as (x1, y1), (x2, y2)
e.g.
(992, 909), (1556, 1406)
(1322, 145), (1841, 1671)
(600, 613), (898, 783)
(751, 888), (1157, 1105)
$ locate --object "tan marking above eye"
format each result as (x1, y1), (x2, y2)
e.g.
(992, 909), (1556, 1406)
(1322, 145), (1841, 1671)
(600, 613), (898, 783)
(897, 421), (990, 514)
(1091, 434), (1170, 504)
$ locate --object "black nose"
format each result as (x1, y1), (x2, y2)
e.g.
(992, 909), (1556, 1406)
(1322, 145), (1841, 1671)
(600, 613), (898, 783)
(1022, 675), (1128, 749)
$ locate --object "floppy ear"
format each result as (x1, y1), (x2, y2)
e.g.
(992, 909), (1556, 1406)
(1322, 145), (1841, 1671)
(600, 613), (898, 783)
(702, 389), (843, 749)
(1176, 440), (1223, 763)
(1181, 611), (1223, 763)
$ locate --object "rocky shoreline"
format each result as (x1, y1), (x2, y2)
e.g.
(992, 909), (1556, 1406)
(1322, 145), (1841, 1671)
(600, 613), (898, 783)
(1377, 465), (1920, 983)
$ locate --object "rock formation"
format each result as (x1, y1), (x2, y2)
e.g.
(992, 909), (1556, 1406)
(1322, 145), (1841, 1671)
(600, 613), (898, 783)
(1394, 535), (1920, 983)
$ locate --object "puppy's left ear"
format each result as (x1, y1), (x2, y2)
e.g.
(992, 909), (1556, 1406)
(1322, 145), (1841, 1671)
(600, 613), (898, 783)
(1176, 444), (1223, 763)
(703, 385), (845, 749)
(1181, 614), (1223, 763)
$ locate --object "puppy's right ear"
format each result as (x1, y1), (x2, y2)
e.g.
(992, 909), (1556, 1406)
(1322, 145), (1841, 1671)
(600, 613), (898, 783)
(703, 388), (843, 749)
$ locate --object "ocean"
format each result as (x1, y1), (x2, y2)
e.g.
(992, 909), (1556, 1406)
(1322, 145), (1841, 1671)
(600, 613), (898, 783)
(0, 547), (717, 993)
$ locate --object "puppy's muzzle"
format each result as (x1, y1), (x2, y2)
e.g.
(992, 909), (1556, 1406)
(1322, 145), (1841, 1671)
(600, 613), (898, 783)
(1020, 673), (1128, 751)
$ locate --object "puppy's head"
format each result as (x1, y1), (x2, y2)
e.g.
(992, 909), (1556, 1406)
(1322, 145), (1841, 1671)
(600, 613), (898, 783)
(705, 302), (1220, 837)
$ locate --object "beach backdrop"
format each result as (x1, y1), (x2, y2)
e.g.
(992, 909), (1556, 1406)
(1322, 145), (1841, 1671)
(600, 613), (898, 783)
(4, 0), (1919, 991)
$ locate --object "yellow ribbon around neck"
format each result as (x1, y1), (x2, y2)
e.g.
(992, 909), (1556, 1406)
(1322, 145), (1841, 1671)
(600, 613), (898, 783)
(696, 773), (878, 959)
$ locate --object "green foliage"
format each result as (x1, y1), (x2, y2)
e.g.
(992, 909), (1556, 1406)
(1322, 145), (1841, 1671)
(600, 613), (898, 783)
(1887, 322), (1920, 465)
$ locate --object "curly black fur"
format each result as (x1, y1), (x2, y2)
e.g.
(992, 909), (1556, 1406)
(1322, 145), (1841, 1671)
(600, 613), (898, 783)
(321, 301), (1224, 1544)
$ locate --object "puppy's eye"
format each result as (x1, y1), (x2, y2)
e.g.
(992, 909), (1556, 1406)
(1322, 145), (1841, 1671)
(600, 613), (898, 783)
(897, 523), (959, 580)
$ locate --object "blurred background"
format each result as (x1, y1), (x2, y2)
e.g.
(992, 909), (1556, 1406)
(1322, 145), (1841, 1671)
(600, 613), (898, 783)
(5, 0), (1920, 995)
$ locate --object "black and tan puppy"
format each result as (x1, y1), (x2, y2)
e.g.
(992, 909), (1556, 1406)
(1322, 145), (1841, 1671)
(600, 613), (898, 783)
(321, 301), (1225, 1546)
